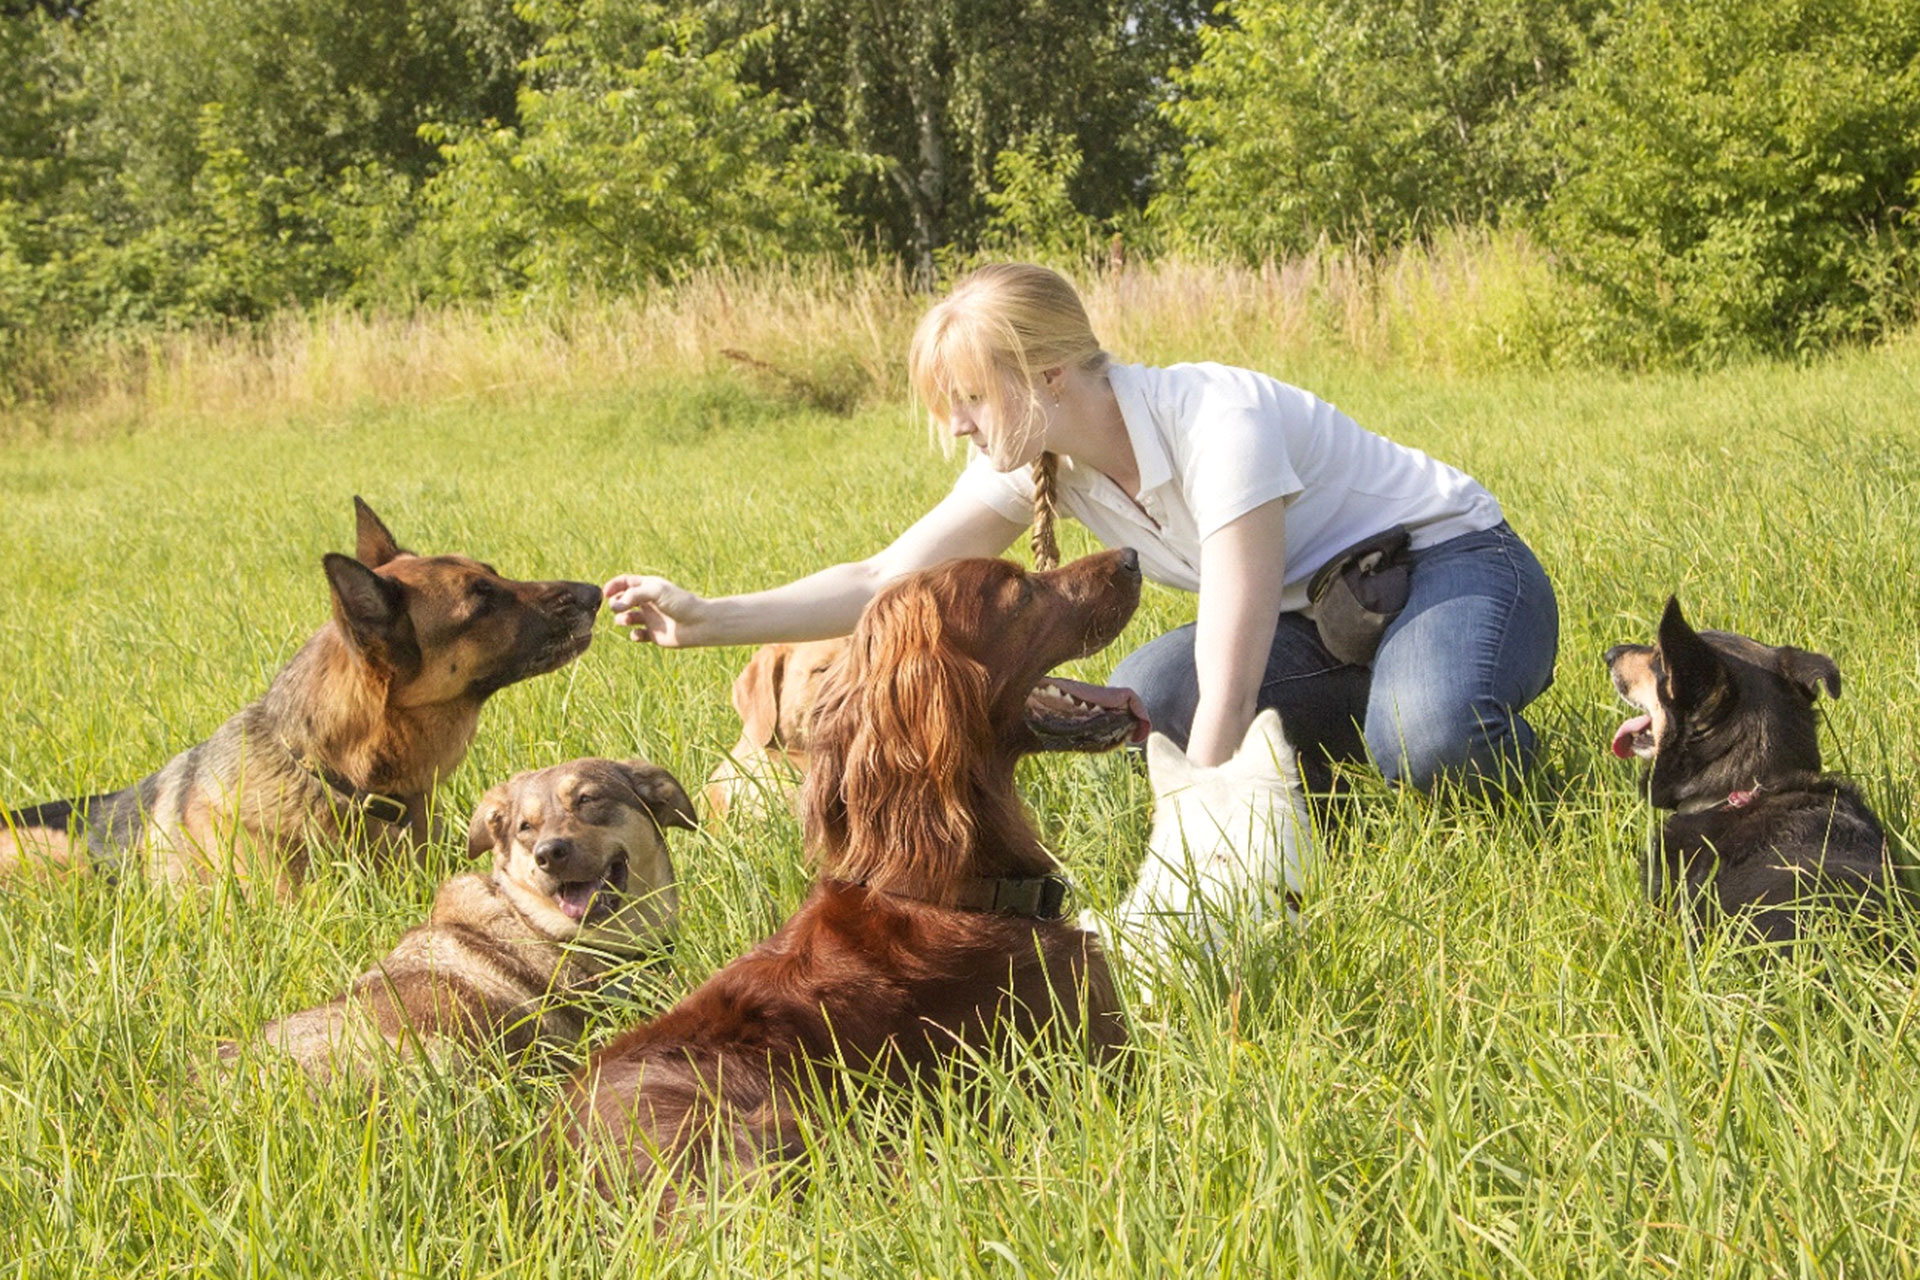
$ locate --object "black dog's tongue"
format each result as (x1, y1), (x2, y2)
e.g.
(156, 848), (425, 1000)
(1611, 713), (1653, 759)
(1027, 677), (1152, 744)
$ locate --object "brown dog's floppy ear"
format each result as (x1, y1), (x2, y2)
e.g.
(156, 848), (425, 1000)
(352, 496), (409, 568)
(731, 645), (791, 749)
(612, 759), (699, 832)
(466, 782), (514, 857)
(1776, 647), (1842, 702)
(805, 581), (986, 896)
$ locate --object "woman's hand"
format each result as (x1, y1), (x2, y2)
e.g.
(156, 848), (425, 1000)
(602, 574), (710, 647)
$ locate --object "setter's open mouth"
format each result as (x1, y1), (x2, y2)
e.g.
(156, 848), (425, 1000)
(1025, 676), (1151, 750)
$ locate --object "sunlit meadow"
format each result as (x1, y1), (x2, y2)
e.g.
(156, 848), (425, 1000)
(3, 258), (1918, 1276)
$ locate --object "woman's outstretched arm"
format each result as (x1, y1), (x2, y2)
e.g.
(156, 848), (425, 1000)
(603, 489), (1028, 647)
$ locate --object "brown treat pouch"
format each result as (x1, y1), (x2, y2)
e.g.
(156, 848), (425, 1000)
(1305, 524), (1412, 667)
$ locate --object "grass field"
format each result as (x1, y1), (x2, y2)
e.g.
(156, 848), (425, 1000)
(2, 277), (1919, 1276)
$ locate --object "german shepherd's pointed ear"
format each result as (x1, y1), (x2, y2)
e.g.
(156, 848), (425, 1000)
(1656, 595), (1729, 710)
(1775, 647), (1842, 703)
(609, 759), (699, 832)
(323, 552), (406, 659)
(352, 496), (410, 568)
(466, 781), (513, 857)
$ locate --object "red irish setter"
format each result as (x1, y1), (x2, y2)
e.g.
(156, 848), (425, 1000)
(551, 549), (1149, 1210)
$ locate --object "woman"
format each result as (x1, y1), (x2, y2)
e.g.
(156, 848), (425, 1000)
(605, 263), (1557, 789)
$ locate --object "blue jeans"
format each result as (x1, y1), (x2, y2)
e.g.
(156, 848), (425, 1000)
(1108, 521), (1559, 793)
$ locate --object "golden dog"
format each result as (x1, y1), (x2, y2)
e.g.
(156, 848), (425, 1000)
(238, 758), (695, 1084)
(703, 638), (848, 819)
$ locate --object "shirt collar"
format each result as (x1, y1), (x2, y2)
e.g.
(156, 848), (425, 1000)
(1106, 363), (1173, 498)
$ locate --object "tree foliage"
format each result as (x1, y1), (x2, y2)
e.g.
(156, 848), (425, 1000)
(1543, 0), (1920, 360)
(701, 0), (1210, 280)
(3, 0), (1918, 369)
(418, 1), (855, 300)
(1158, 0), (1608, 256)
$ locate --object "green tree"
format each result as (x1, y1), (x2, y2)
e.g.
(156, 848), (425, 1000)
(1157, 0), (1606, 257)
(1, 0), (535, 333)
(701, 0), (1210, 281)
(1543, 0), (1920, 360)
(419, 1), (855, 299)
(74, 0), (529, 222)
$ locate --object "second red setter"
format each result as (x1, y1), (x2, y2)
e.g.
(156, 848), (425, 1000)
(553, 549), (1149, 1211)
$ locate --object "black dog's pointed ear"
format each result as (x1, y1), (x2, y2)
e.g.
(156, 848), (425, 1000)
(1776, 646), (1842, 702)
(612, 759), (699, 832)
(352, 496), (409, 568)
(324, 552), (405, 658)
(1656, 595), (1728, 709)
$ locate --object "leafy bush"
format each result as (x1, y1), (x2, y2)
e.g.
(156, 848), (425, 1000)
(1156, 0), (1607, 257)
(1543, 0), (1920, 361)
(981, 130), (1104, 262)
(418, 2), (857, 300)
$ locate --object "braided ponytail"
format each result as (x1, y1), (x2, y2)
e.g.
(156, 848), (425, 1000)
(1029, 452), (1061, 571)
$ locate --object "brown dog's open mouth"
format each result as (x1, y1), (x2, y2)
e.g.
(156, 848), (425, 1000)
(554, 855), (629, 922)
(1026, 677), (1151, 750)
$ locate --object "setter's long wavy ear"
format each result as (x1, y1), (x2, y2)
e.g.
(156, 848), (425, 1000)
(803, 582), (990, 899)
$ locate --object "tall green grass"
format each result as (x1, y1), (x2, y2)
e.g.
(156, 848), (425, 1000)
(1, 290), (1918, 1275)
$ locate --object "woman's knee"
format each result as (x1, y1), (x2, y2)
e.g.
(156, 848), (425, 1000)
(1366, 694), (1538, 793)
(1108, 626), (1199, 748)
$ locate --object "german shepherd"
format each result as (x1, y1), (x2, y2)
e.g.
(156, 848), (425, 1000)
(0, 499), (603, 895)
(238, 758), (697, 1085)
(1605, 596), (1902, 947)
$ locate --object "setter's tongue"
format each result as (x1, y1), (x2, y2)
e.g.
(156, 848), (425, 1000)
(1027, 676), (1152, 745)
(1610, 714), (1653, 759)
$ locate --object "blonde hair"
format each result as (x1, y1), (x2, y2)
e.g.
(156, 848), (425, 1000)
(907, 263), (1108, 569)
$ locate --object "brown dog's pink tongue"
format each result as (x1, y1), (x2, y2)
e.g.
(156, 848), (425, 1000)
(1611, 714), (1652, 759)
(556, 877), (603, 920)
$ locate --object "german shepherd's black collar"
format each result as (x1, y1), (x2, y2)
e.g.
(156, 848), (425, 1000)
(1605, 596), (1905, 950)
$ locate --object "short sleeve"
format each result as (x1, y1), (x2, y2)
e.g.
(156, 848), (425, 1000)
(1178, 404), (1303, 542)
(950, 452), (1036, 525)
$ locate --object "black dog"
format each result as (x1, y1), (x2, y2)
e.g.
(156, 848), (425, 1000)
(1605, 597), (1901, 948)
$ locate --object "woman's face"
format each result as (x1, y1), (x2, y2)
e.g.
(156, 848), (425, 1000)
(948, 370), (1044, 472)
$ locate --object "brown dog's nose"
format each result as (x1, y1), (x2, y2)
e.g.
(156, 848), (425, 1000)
(1116, 547), (1140, 576)
(533, 838), (573, 872)
(565, 581), (603, 612)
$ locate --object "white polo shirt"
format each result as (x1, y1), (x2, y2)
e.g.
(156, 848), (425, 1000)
(952, 362), (1504, 614)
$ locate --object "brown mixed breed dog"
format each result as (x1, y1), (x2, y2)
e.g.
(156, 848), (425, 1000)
(552, 549), (1151, 1212)
(238, 758), (697, 1084)
(1606, 596), (1903, 949)
(703, 637), (848, 819)
(0, 499), (602, 895)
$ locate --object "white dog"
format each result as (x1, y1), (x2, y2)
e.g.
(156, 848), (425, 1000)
(1102, 708), (1316, 969)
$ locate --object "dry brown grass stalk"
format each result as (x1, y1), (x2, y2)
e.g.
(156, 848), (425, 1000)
(2, 233), (1567, 442)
